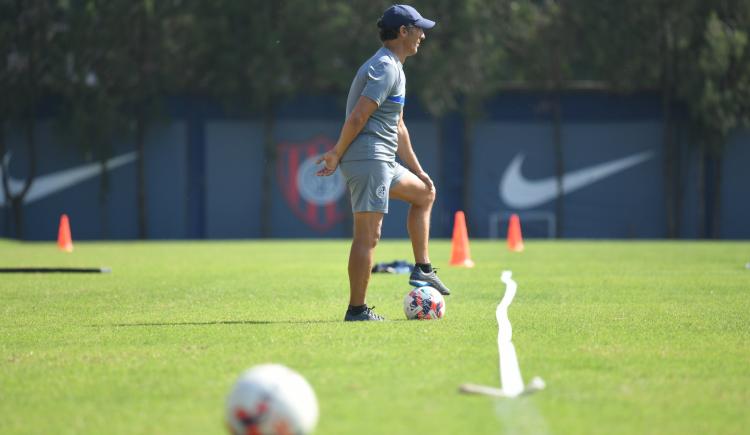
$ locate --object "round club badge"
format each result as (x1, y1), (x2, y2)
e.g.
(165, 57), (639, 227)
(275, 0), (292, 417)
(376, 184), (387, 199)
(297, 155), (346, 206)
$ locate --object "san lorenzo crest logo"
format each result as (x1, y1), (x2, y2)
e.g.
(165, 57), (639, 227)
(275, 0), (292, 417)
(276, 136), (346, 232)
(376, 184), (387, 199)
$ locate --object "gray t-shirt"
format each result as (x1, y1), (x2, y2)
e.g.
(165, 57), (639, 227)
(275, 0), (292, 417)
(341, 47), (405, 162)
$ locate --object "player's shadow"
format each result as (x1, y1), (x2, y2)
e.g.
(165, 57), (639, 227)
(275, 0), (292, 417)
(98, 319), (341, 327)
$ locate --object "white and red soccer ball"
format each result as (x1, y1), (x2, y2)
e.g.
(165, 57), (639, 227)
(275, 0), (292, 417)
(403, 286), (446, 320)
(226, 364), (318, 435)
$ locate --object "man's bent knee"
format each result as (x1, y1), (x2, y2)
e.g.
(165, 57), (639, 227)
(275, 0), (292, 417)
(415, 186), (436, 207)
(427, 186), (437, 204)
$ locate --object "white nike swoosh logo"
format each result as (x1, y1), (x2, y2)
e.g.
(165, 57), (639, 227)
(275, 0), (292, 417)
(500, 150), (655, 209)
(0, 152), (137, 207)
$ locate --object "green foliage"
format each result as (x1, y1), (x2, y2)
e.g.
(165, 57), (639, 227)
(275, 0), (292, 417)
(0, 0), (66, 119)
(690, 10), (750, 154)
(56, 1), (124, 161)
(1, 0), (749, 155)
(0, 239), (749, 434)
(407, 0), (515, 116)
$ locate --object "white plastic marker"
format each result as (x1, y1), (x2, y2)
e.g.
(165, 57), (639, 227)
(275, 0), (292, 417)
(459, 271), (545, 398)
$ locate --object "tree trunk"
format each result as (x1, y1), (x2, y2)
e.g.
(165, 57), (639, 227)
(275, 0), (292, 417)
(696, 147), (706, 238)
(12, 120), (37, 239)
(260, 103), (276, 238)
(437, 109), (468, 237)
(462, 96), (480, 235)
(551, 26), (564, 239)
(134, 3), (151, 240)
(0, 120), (8, 237)
(662, 104), (677, 238)
(710, 157), (722, 239)
(99, 159), (110, 238)
(136, 111), (147, 239)
(552, 92), (564, 239)
(660, 11), (677, 238)
(462, 115), (472, 231)
(11, 197), (23, 238)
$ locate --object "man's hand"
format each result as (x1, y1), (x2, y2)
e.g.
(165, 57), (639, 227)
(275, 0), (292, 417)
(415, 170), (435, 192)
(315, 149), (340, 176)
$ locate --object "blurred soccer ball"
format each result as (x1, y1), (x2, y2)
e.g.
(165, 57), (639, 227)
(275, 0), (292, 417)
(225, 364), (318, 435)
(403, 286), (446, 320)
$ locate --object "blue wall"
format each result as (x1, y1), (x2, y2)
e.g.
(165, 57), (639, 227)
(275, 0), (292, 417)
(721, 131), (750, 236)
(470, 93), (667, 238)
(204, 121), (264, 238)
(1, 92), (748, 240)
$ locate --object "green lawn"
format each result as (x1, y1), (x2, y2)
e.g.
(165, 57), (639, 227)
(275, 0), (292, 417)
(1, 239), (748, 434)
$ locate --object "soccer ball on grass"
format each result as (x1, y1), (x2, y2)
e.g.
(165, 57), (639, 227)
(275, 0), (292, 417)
(225, 364), (318, 435)
(403, 286), (446, 320)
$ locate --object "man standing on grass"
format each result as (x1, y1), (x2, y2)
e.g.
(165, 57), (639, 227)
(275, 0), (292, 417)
(316, 4), (451, 321)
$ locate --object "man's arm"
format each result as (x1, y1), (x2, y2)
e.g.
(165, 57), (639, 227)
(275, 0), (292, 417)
(316, 96), (378, 176)
(396, 110), (435, 192)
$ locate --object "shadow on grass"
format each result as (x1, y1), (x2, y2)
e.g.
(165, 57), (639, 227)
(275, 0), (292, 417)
(94, 319), (342, 327)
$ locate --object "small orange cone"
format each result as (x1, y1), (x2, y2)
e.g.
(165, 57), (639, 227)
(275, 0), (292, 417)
(507, 213), (524, 252)
(57, 214), (73, 252)
(449, 211), (475, 267)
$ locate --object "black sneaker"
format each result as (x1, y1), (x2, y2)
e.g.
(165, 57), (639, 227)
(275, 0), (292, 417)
(344, 306), (385, 322)
(409, 267), (451, 295)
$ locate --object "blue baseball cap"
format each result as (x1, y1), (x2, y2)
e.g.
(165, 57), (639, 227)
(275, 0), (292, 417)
(378, 4), (436, 30)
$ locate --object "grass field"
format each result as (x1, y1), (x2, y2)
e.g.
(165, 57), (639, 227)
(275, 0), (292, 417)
(1, 238), (749, 434)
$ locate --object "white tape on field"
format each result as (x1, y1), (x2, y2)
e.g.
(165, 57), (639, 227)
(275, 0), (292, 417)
(458, 270), (545, 400)
(457, 271), (549, 431)
(498, 271), (525, 397)
(495, 271), (550, 435)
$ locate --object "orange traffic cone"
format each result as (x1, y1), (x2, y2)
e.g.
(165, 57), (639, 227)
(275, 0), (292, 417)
(507, 213), (524, 252)
(57, 214), (73, 252)
(449, 211), (475, 267)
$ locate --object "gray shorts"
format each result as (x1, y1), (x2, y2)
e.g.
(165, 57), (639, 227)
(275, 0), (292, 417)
(339, 160), (409, 213)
